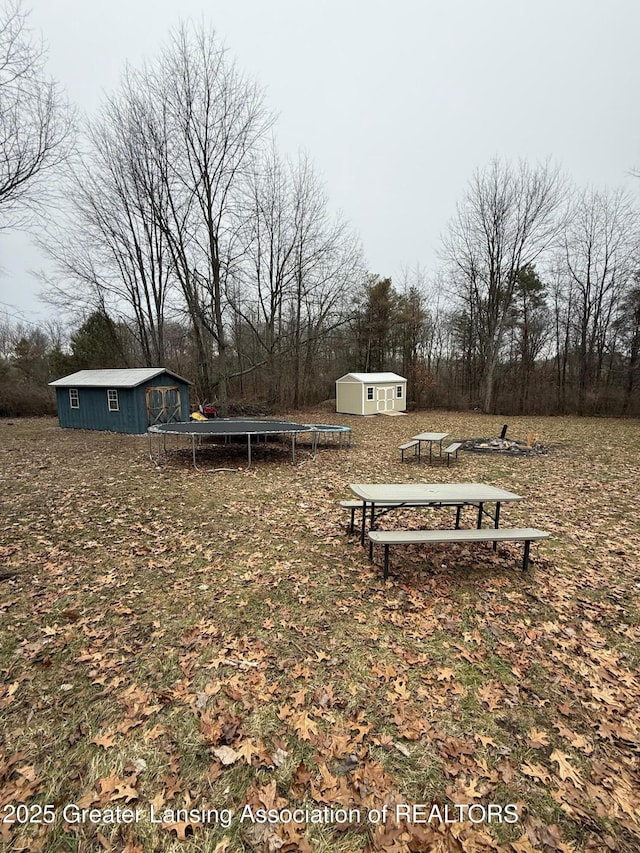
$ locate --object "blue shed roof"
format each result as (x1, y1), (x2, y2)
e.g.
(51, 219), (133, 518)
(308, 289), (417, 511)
(49, 368), (192, 388)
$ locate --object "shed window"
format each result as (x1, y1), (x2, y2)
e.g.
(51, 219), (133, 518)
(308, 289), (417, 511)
(396, 385), (403, 398)
(107, 389), (119, 412)
(69, 388), (79, 409)
(367, 387), (374, 400)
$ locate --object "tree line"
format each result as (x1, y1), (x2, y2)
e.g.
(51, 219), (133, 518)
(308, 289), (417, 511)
(1, 5), (639, 417)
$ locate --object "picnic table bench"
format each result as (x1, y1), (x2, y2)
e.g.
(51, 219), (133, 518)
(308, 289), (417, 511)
(399, 440), (419, 462)
(368, 527), (549, 579)
(442, 441), (463, 466)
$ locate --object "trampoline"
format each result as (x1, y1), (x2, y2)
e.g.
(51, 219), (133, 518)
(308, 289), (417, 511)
(301, 424), (352, 449)
(148, 419), (317, 469)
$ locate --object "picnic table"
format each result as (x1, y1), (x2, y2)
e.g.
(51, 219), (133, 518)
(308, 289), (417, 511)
(347, 482), (548, 577)
(349, 482), (523, 545)
(412, 432), (450, 462)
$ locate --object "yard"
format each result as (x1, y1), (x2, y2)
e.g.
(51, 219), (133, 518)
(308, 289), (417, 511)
(0, 411), (638, 853)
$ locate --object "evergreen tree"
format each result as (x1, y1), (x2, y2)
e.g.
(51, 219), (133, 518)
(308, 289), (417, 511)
(69, 311), (128, 369)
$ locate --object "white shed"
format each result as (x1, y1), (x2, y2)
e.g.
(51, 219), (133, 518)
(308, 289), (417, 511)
(336, 372), (407, 415)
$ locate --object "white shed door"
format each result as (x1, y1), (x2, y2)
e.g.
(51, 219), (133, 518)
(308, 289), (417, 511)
(376, 386), (394, 411)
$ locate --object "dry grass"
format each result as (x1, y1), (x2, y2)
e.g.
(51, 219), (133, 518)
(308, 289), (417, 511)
(0, 410), (638, 853)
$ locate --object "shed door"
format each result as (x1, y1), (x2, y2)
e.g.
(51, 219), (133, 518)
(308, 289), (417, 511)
(146, 386), (181, 425)
(376, 386), (394, 411)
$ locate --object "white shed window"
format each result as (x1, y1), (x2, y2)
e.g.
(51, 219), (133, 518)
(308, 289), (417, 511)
(396, 385), (403, 398)
(107, 389), (119, 412)
(367, 387), (374, 400)
(69, 388), (79, 409)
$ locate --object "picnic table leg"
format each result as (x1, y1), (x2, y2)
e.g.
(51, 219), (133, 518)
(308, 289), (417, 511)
(522, 539), (531, 571)
(493, 502), (501, 550)
(455, 505), (461, 529)
(360, 503), (367, 545)
(476, 502), (484, 528)
(383, 544), (390, 580)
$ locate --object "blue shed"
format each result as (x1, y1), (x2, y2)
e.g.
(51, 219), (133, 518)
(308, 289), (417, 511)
(49, 368), (192, 434)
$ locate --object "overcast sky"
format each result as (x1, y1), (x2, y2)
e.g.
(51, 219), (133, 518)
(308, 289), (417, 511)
(1, 0), (639, 327)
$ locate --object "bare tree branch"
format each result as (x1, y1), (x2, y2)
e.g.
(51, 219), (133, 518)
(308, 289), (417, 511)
(0, 0), (74, 227)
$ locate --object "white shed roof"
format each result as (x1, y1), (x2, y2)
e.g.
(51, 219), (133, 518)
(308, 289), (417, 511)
(337, 372), (406, 383)
(49, 368), (192, 388)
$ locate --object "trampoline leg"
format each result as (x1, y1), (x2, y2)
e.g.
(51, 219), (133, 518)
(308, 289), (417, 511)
(292, 433), (296, 465)
(247, 435), (252, 468)
(192, 435), (198, 469)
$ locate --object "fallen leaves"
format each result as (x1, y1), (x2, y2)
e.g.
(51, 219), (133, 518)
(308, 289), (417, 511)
(520, 761), (552, 784)
(98, 773), (140, 803)
(163, 820), (196, 841)
(289, 710), (320, 741)
(212, 745), (239, 766)
(550, 750), (584, 788)
(91, 732), (117, 749)
(526, 728), (550, 748)
(1, 415), (640, 852)
(477, 682), (504, 712)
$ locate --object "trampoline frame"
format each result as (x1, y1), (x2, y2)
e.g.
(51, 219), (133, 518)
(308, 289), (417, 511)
(147, 418), (318, 469)
(304, 424), (352, 449)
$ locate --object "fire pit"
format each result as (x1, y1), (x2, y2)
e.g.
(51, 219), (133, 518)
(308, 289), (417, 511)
(461, 425), (547, 456)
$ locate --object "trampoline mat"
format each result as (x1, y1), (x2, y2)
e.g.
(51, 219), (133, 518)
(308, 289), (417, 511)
(148, 419), (314, 437)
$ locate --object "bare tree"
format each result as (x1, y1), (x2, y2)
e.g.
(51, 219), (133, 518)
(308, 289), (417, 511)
(0, 0), (73, 226)
(546, 259), (575, 412)
(43, 21), (272, 405)
(43, 70), (175, 366)
(561, 187), (638, 412)
(145, 23), (273, 410)
(615, 274), (640, 413)
(286, 152), (362, 407)
(230, 147), (362, 407)
(228, 142), (299, 403)
(441, 158), (566, 412)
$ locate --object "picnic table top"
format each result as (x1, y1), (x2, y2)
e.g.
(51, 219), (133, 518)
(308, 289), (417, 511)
(349, 482), (523, 504)
(412, 432), (450, 442)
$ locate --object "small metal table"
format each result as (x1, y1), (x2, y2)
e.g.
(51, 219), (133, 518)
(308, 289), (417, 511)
(412, 432), (450, 463)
